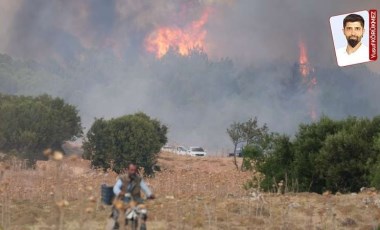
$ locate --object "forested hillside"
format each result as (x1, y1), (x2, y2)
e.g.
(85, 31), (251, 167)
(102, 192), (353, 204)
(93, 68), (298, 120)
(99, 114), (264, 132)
(1, 51), (380, 149)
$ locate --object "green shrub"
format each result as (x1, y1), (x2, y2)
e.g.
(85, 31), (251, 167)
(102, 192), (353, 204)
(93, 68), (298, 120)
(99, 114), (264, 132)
(83, 112), (167, 176)
(0, 93), (82, 162)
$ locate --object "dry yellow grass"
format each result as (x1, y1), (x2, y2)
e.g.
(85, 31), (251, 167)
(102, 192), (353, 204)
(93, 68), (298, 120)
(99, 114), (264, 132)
(0, 152), (379, 229)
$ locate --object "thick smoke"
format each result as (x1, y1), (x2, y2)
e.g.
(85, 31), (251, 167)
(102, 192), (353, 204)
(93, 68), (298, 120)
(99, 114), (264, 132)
(1, 0), (207, 62)
(0, 0), (379, 153)
(207, 0), (379, 71)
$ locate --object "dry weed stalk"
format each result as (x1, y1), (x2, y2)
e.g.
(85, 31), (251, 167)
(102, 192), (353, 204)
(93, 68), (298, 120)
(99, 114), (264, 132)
(53, 151), (66, 230)
(78, 184), (97, 229)
(204, 203), (212, 229)
(0, 175), (10, 229)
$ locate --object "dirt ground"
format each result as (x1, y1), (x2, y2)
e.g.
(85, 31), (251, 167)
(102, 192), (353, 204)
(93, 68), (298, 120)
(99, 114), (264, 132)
(1, 152), (380, 230)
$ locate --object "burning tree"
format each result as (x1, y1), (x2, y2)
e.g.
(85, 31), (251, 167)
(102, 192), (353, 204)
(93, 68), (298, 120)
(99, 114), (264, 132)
(298, 40), (318, 121)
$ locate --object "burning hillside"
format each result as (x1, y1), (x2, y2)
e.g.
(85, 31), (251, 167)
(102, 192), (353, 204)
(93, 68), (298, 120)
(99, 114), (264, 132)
(145, 9), (210, 58)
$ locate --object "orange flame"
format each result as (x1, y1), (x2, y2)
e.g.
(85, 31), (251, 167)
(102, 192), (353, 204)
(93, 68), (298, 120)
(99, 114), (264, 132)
(299, 41), (310, 78)
(145, 10), (209, 58)
(298, 40), (318, 121)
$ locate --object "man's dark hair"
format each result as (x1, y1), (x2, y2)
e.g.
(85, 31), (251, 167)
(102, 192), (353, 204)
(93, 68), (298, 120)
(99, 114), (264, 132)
(127, 162), (141, 175)
(343, 14), (365, 28)
(127, 162), (137, 169)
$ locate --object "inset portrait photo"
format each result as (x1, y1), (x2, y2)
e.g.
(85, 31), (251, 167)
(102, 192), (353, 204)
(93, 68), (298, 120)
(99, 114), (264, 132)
(330, 10), (377, 67)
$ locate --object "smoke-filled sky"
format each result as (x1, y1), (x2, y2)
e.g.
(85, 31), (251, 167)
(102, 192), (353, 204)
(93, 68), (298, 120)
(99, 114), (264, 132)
(0, 0), (379, 153)
(1, 0), (378, 68)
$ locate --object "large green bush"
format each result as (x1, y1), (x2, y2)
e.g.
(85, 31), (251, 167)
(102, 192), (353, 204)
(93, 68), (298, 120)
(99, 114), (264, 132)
(83, 112), (167, 176)
(256, 135), (295, 191)
(0, 94), (82, 161)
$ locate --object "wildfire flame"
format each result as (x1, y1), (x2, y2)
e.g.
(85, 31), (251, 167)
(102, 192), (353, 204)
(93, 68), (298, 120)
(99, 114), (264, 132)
(145, 9), (209, 58)
(298, 40), (317, 120)
(299, 41), (310, 78)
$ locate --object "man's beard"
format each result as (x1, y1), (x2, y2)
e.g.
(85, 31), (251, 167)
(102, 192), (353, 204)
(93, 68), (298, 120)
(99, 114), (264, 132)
(347, 36), (361, 48)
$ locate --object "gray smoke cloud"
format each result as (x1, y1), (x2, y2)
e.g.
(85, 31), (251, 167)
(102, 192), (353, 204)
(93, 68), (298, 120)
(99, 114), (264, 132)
(207, 0), (379, 70)
(0, 0), (379, 154)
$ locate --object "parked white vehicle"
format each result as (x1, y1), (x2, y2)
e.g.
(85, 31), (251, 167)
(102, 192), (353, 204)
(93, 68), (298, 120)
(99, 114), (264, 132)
(187, 147), (207, 157)
(176, 146), (188, 155)
(161, 145), (176, 153)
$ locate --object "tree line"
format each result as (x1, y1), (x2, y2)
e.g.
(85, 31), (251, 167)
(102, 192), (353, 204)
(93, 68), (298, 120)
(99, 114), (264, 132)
(2, 91), (380, 187)
(0, 93), (167, 175)
(228, 116), (380, 193)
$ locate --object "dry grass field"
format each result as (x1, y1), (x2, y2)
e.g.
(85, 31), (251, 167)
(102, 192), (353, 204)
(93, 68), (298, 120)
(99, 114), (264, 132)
(1, 152), (380, 230)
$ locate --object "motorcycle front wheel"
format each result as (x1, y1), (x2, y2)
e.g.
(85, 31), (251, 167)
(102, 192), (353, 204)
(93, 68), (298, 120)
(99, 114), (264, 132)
(128, 219), (138, 230)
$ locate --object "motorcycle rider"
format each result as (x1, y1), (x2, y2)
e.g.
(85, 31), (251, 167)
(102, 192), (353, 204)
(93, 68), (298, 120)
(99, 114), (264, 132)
(111, 163), (155, 230)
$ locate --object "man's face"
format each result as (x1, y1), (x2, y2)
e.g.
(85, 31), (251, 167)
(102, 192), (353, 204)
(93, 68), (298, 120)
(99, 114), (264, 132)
(343, 21), (364, 48)
(128, 164), (137, 177)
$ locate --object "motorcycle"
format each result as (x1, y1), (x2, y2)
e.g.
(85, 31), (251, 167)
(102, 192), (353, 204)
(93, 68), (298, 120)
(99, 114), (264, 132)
(124, 199), (148, 230)
(111, 193), (148, 230)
